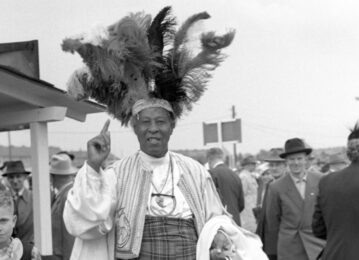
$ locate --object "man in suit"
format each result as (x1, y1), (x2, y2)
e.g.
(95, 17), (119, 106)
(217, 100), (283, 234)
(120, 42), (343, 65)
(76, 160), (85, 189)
(312, 125), (359, 260)
(207, 147), (244, 226)
(266, 138), (325, 260)
(44, 153), (77, 260)
(2, 160), (34, 243)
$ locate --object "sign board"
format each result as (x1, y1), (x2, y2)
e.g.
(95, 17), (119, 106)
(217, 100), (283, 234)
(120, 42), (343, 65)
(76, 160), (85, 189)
(203, 122), (218, 145)
(0, 40), (40, 78)
(221, 119), (241, 142)
(203, 119), (242, 145)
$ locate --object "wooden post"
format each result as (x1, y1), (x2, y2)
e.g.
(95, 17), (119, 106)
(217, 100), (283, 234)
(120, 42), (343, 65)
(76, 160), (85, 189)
(30, 122), (52, 255)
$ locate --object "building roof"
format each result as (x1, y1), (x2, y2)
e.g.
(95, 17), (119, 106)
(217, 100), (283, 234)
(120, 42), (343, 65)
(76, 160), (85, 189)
(0, 65), (105, 131)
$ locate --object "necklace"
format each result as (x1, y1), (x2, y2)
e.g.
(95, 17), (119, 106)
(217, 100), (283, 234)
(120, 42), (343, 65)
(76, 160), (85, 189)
(151, 161), (171, 197)
(150, 159), (177, 216)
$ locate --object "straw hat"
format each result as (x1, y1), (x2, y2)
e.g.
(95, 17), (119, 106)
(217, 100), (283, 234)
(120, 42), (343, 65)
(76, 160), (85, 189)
(49, 154), (77, 175)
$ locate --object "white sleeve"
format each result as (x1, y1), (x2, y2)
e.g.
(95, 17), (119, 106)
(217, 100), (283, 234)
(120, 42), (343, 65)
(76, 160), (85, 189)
(63, 161), (117, 240)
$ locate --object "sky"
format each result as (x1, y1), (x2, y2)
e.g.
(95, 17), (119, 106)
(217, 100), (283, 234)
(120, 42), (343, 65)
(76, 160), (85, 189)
(1, 0), (359, 157)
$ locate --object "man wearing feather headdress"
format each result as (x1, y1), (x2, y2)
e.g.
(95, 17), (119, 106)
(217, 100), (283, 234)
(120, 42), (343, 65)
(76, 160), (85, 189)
(62, 7), (267, 260)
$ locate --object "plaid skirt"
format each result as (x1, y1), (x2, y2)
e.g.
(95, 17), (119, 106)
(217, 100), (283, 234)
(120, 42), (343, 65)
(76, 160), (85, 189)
(131, 215), (198, 260)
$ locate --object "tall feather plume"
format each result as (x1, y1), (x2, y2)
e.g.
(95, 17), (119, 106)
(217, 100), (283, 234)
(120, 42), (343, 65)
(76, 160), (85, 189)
(172, 12), (210, 51)
(152, 12), (212, 117)
(147, 6), (176, 54)
(153, 13), (235, 118)
(62, 12), (161, 125)
(63, 7), (235, 124)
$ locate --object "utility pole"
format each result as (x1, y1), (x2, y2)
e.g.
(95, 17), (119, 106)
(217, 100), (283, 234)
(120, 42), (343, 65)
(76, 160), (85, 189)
(7, 132), (12, 160)
(231, 105), (237, 167)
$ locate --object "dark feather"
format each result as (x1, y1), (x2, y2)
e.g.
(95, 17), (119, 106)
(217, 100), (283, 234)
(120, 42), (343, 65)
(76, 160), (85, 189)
(348, 122), (359, 140)
(147, 6), (176, 54)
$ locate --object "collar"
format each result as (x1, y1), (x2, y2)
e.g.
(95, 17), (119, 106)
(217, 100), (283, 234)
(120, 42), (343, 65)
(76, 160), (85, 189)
(213, 161), (224, 169)
(139, 151), (170, 170)
(289, 171), (307, 183)
(16, 188), (25, 196)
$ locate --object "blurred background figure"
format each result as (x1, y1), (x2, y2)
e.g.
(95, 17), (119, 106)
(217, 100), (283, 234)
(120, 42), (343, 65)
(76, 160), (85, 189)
(1, 160), (34, 244)
(239, 155), (258, 232)
(326, 153), (347, 173)
(44, 153), (77, 260)
(266, 148), (286, 181)
(207, 148), (244, 226)
(255, 148), (286, 254)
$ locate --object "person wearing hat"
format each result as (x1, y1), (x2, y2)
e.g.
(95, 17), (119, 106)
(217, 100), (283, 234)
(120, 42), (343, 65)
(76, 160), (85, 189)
(238, 155), (258, 232)
(312, 124), (359, 260)
(255, 148), (286, 255)
(44, 153), (77, 260)
(326, 153), (347, 173)
(265, 138), (325, 260)
(60, 7), (268, 260)
(2, 160), (34, 244)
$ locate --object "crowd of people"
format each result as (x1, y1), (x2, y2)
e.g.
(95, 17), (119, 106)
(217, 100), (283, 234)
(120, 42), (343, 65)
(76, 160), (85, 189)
(1, 128), (358, 260)
(0, 152), (77, 260)
(1, 5), (359, 260)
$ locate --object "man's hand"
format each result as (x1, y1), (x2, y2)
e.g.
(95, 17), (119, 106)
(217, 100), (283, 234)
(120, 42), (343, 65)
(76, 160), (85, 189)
(87, 120), (111, 172)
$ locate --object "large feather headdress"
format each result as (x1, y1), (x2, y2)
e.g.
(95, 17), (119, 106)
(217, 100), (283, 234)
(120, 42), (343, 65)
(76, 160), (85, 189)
(62, 6), (235, 125)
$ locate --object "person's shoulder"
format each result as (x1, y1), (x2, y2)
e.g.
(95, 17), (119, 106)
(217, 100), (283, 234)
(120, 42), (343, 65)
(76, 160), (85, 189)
(319, 166), (348, 185)
(171, 151), (204, 168)
(171, 151), (209, 177)
(269, 174), (288, 190)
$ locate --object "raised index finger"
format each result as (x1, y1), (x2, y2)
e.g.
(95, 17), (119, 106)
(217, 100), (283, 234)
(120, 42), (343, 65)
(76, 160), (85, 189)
(100, 119), (110, 134)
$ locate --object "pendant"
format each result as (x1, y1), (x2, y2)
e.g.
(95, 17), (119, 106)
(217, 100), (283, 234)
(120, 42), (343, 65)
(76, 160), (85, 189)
(155, 196), (165, 208)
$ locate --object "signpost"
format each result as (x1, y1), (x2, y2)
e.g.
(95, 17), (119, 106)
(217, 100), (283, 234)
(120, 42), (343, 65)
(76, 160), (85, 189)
(203, 106), (242, 167)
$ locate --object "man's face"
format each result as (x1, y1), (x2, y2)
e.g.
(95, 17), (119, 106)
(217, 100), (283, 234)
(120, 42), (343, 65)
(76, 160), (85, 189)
(0, 206), (16, 248)
(133, 107), (174, 158)
(286, 152), (307, 176)
(269, 161), (286, 179)
(245, 163), (256, 172)
(7, 173), (27, 192)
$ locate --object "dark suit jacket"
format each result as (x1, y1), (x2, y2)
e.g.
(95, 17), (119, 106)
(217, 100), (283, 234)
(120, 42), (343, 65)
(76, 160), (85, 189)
(255, 179), (273, 249)
(48, 182), (75, 260)
(210, 163), (244, 226)
(15, 188), (34, 243)
(266, 171), (325, 260)
(312, 163), (359, 260)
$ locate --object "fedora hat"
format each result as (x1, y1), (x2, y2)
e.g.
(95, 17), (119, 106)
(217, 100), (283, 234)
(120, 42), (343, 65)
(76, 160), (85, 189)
(50, 154), (77, 175)
(2, 161), (30, 177)
(241, 155), (257, 166)
(264, 148), (285, 162)
(280, 138), (312, 158)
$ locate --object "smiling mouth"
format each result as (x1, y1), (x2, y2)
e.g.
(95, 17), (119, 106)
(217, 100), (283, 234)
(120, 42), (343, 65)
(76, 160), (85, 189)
(147, 137), (160, 144)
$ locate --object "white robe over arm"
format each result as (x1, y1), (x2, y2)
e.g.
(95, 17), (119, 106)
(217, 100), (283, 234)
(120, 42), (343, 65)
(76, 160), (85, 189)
(63, 162), (117, 260)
